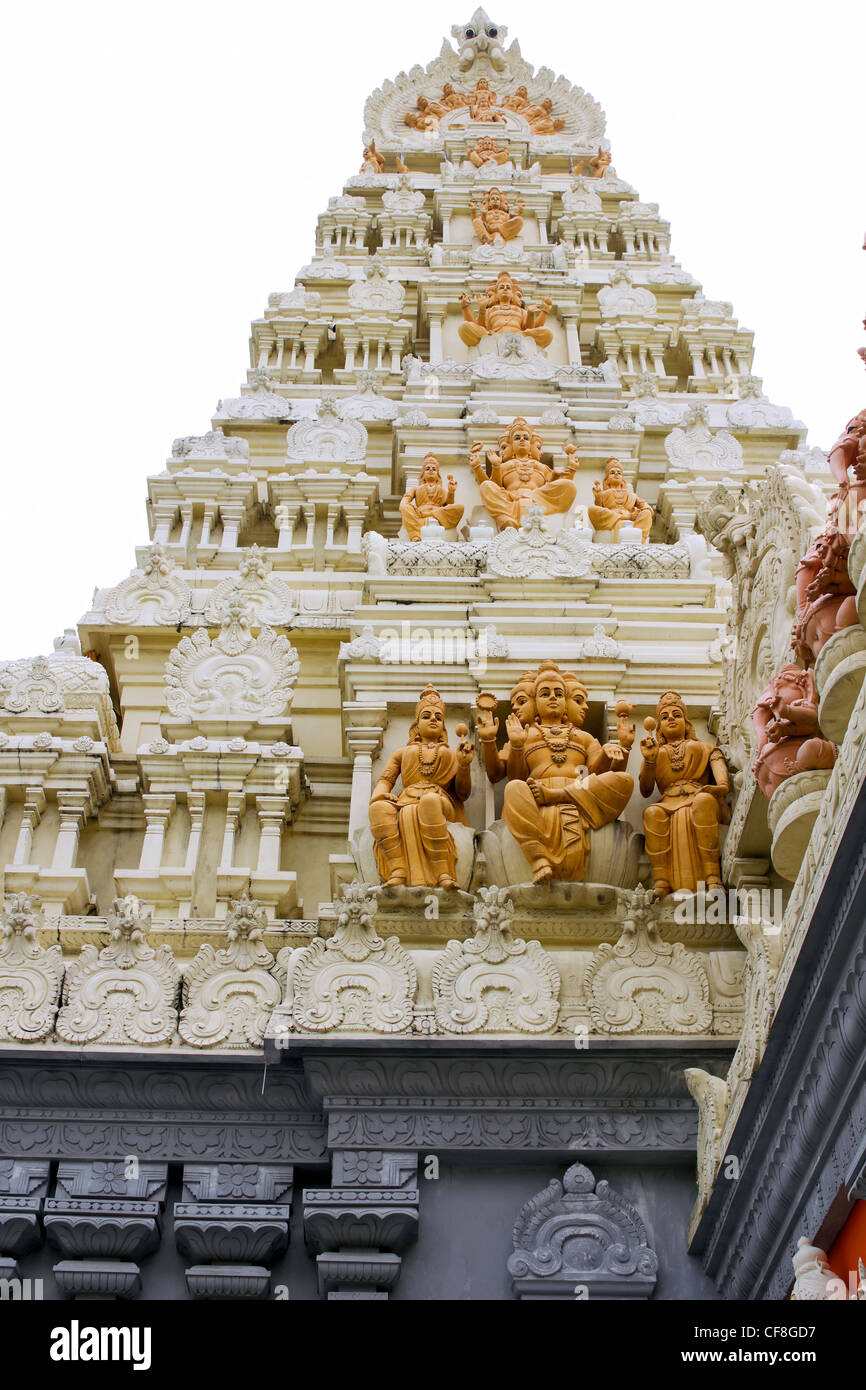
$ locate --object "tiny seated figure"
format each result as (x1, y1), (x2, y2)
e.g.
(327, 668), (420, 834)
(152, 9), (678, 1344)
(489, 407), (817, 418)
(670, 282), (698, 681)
(467, 78), (505, 123)
(470, 187), (525, 244)
(470, 417), (578, 532)
(791, 528), (858, 667)
(458, 271), (554, 350)
(501, 662), (634, 885)
(589, 148), (612, 178)
(368, 685), (473, 889)
(751, 665), (837, 800)
(525, 97), (566, 135)
(360, 140), (386, 174)
(640, 692), (730, 896)
(588, 457), (654, 543)
(502, 85), (530, 113)
(399, 453), (464, 541)
(466, 136), (509, 168)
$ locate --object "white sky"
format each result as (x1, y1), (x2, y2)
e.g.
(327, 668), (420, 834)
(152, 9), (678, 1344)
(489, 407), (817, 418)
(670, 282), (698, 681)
(1, 0), (863, 656)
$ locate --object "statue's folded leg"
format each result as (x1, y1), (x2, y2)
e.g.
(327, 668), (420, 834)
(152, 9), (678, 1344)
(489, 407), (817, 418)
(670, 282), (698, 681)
(534, 477), (577, 516)
(399, 502), (423, 541)
(502, 217), (523, 239)
(643, 802), (671, 895)
(525, 328), (553, 349)
(458, 322), (487, 347)
(570, 771), (633, 828)
(588, 504), (617, 533)
(634, 507), (653, 540)
(436, 503), (464, 530)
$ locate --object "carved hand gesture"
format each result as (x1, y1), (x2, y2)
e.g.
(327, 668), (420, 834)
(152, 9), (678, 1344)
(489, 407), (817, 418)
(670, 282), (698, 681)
(456, 737), (474, 766)
(506, 712), (527, 748)
(475, 708), (499, 741)
(602, 741), (626, 767)
(640, 735), (659, 764)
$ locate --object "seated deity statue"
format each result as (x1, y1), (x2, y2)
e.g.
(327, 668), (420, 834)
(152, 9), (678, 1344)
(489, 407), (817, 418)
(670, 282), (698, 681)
(466, 136), (509, 168)
(470, 187), (525, 245)
(399, 453), (464, 541)
(640, 691), (730, 897)
(467, 78), (505, 123)
(439, 82), (468, 110)
(458, 271), (554, 350)
(497, 662), (634, 885)
(589, 148), (612, 178)
(791, 528), (858, 667)
(588, 457), (654, 542)
(405, 96), (443, 132)
(476, 671), (540, 785)
(751, 665), (836, 800)
(470, 417), (578, 532)
(368, 685), (473, 890)
(524, 97), (566, 134)
(360, 140), (386, 174)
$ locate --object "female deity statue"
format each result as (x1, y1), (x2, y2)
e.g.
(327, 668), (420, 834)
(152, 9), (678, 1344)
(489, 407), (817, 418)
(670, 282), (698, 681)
(588, 457), (654, 542)
(470, 417), (578, 531)
(640, 691), (730, 896)
(500, 662), (634, 885)
(368, 686), (473, 889)
(751, 665), (836, 799)
(458, 271), (554, 349)
(399, 454), (464, 541)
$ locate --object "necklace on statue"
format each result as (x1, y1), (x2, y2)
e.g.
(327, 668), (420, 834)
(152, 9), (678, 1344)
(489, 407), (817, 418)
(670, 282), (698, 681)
(418, 742), (439, 776)
(667, 739), (687, 771)
(539, 724), (570, 765)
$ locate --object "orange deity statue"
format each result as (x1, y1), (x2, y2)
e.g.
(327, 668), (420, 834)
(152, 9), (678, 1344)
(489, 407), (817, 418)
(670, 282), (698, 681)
(405, 96), (443, 132)
(589, 148), (612, 178)
(640, 692), (731, 896)
(399, 454), (464, 541)
(470, 418), (578, 532)
(476, 673), (539, 785)
(751, 665), (836, 800)
(490, 662), (634, 885)
(523, 97), (566, 135)
(588, 457), (654, 542)
(458, 271), (554, 350)
(368, 686), (473, 890)
(360, 140), (386, 174)
(502, 85), (531, 113)
(470, 187), (525, 244)
(466, 136), (509, 168)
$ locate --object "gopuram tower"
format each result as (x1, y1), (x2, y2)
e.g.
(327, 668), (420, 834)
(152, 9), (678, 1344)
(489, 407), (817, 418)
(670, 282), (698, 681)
(1, 10), (862, 1304)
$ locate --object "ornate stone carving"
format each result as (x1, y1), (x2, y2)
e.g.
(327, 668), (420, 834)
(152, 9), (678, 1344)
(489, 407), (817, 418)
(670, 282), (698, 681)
(289, 883), (417, 1033)
(597, 266), (657, 320)
(578, 624), (623, 659)
(347, 256), (406, 313)
(339, 374), (400, 421)
(164, 601), (300, 725)
(205, 547), (297, 627)
(97, 544), (192, 625)
(432, 886), (560, 1033)
(486, 506), (591, 577)
(726, 376), (802, 432)
(284, 398), (368, 463)
(459, 272), (554, 349)
(470, 186), (524, 244)
(172, 428), (249, 461)
(55, 896), (180, 1046)
(665, 406), (744, 473)
(507, 1162), (658, 1299)
(470, 419), (578, 531)
(789, 1238), (850, 1300)
(627, 373), (685, 427)
(214, 383), (295, 421)
(587, 886), (712, 1034)
(365, 532), (488, 577)
(766, 767), (833, 881)
(562, 176), (602, 214)
(0, 894), (62, 1044)
(640, 691), (730, 895)
(179, 897), (287, 1049)
(685, 1067), (729, 1215)
(339, 625), (386, 662)
(297, 258), (351, 280)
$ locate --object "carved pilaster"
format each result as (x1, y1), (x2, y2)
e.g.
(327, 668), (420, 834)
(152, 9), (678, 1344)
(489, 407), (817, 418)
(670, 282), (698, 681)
(174, 1163), (293, 1300)
(44, 1160), (168, 1300)
(303, 1151), (419, 1300)
(0, 1158), (51, 1280)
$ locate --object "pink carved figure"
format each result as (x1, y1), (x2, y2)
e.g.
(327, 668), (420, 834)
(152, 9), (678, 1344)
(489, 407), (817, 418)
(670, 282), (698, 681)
(751, 665), (836, 799)
(791, 530), (858, 666)
(827, 409), (866, 537)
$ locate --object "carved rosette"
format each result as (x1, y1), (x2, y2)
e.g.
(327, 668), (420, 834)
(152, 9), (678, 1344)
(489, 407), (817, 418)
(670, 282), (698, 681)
(507, 1162), (658, 1299)
(432, 886), (560, 1033)
(586, 887), (711, 1035)
(0, 894), (63, 1043)
(55, 896), (180, 1046)
(179, 896), (287, 1049)
(289, 884), (417, 1033)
